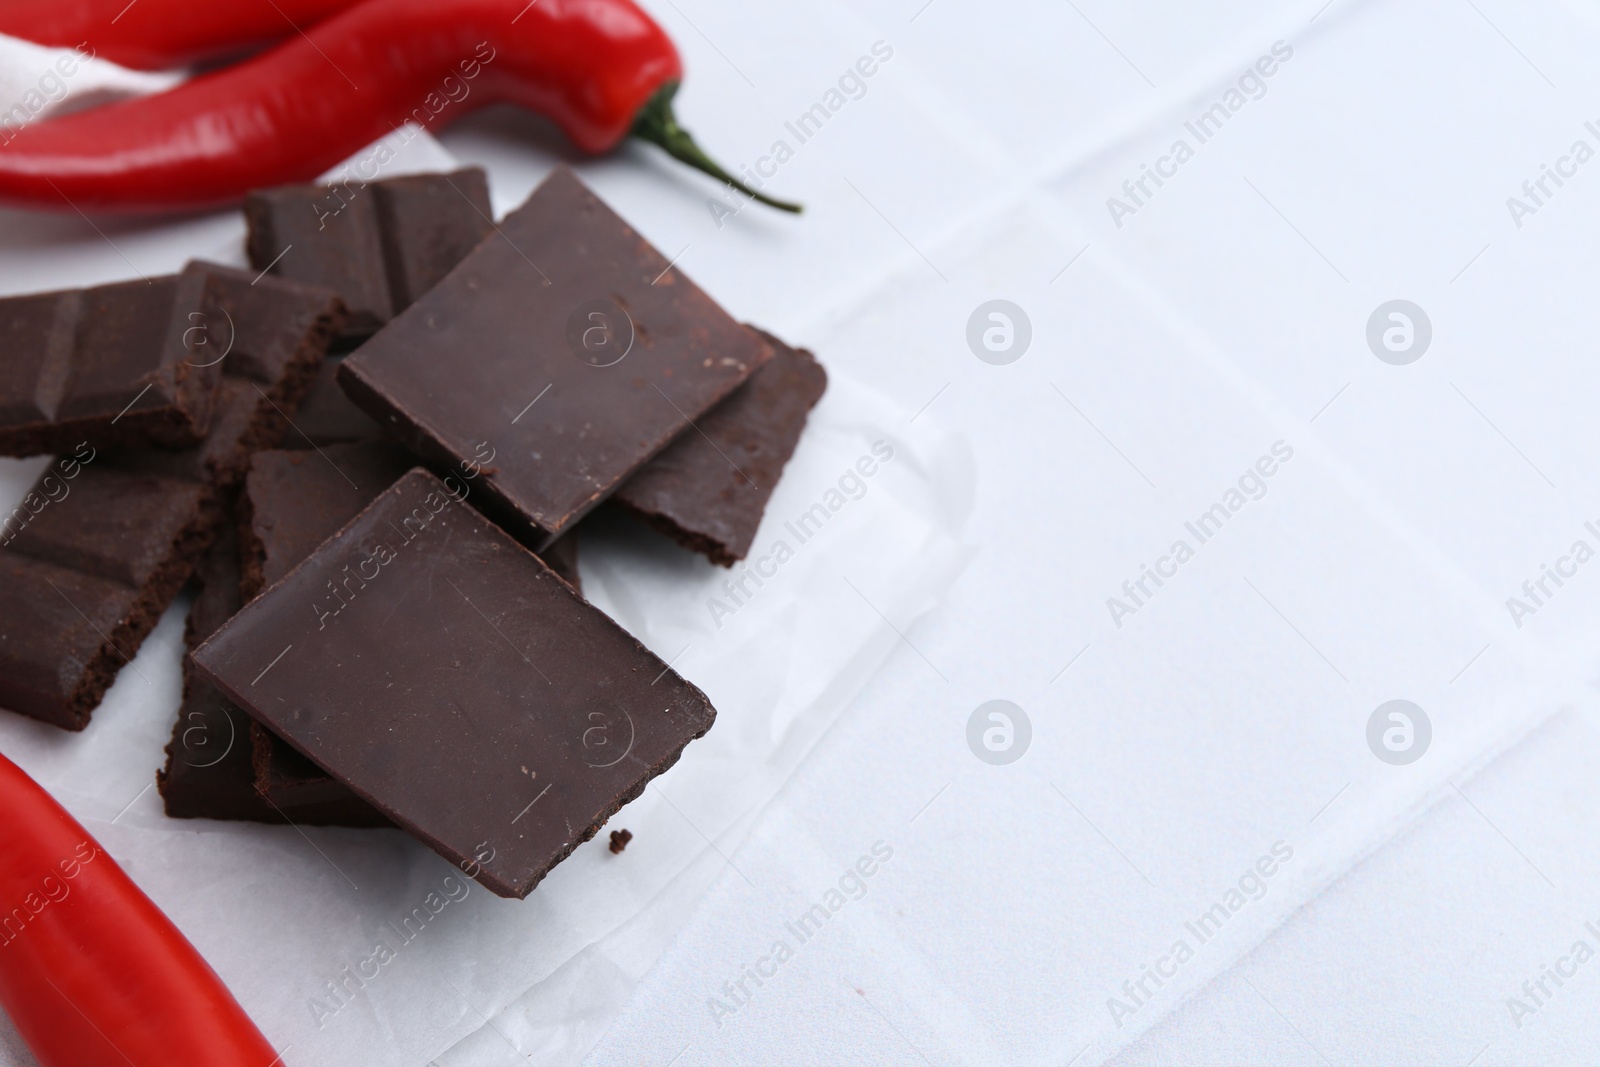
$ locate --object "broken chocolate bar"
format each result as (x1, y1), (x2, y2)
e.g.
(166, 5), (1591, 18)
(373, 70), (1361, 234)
(0, 266), (225, 457)
(338, 167), (771, 550)
(192, 469), (716, 898)
(240, 442), (416, 600)
(246, 167), (494, 337)
(0, 266), (341, 730)
(0, 454), (217, 730)
(157, 526), (277, 822)
(613, 328), (826, 565)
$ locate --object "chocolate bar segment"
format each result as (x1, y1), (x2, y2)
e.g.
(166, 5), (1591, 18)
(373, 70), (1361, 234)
(0, 267), (225, 457)
(339, 167), (772, 550)
(157, 527), (277, 822)
(0, 458), (216, 730)
(246, 168), (494, 337)
(240, 442), (415, 600)
(614, 328), (826, 565)
(0, 265), (341, 730)
(192, 469), (716, 898)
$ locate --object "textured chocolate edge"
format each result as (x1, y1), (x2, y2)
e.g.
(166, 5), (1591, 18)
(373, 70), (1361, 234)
(247, 721), (393, 827)
(51, 492), (223, 731)
(612, 505), (743, 567)
(67, 300), (336, 729)
(611, 332), (827, 567)
(502, 716), (712, 898)
(235, 480), (269, 603)
(209, 299), (344, 490)
(156, 675), (279, 823)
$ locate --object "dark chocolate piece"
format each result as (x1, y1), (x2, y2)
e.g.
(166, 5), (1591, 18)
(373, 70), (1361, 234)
(613, 328), (826, 565)
(246, 168), (494, 337)
(240, 442), (577, 814)
(0, 457), (217, 730)
(242, 442), (579, 600)
(238, 443), (412, 819)
(0, 266), (341, 730)
(126, 263), (347, 491)
(159, 526), (390, 826)
(240, 442), (416, 600)
(192, 469), (717, 898)
(247, 724), (391, 827)
(608, 829), (632, 854)
(0, 266), (225, 457)
(339, 167), (772, 550)
(186, 456), (399, 827)
(276, 359), (383, 449)
(157, 526), (277, 822)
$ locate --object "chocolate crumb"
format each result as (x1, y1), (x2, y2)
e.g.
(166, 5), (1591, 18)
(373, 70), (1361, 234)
(609, 829), (633, 854)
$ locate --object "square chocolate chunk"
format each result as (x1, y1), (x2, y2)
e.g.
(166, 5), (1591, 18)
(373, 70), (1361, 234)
(338, 167), (771, 549)
(191, 469), (716, 897)
(237, 442), (580, 820)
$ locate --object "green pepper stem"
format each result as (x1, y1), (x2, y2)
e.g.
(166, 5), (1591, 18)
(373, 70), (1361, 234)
(632, 83), (802, 214)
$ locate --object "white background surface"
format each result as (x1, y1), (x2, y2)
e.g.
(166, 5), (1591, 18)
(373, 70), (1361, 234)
(3, 0), (1600, 1063)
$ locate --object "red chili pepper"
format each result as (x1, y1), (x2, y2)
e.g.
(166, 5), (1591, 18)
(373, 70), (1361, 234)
(0, 0), (799, 215)
(0, 751), (280, 1066)
(0, 0), (357, 71)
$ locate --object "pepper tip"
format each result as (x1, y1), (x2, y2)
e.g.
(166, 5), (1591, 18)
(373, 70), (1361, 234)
(631, 84), (803, 215)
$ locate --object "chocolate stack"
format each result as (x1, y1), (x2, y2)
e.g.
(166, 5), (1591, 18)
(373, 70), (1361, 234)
(0, 167), (825, 900)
